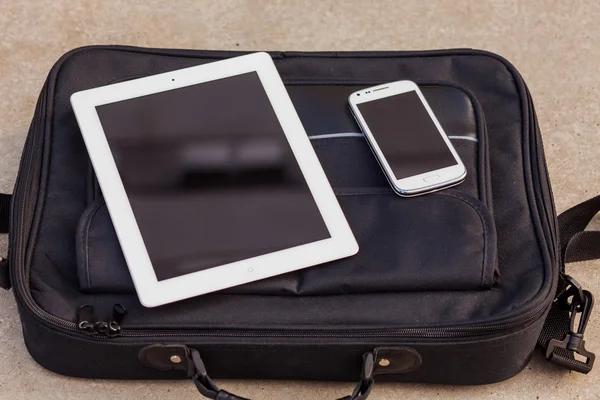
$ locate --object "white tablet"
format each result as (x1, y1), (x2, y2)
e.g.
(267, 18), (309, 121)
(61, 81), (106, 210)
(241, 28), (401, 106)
(70, 52), (358, 307)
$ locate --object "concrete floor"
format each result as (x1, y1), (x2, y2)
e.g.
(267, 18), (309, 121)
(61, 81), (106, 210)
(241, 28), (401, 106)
(1, 1), (599, 399)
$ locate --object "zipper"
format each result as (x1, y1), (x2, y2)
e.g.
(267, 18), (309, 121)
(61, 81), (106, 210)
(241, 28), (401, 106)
(108, 305), (550, 339)
(78, 304), (127, 337)
(527, 89), (560, 273)
(77, 305), (96, 333)
(11, 47), (557, 343)
(74, 302), (548, 340)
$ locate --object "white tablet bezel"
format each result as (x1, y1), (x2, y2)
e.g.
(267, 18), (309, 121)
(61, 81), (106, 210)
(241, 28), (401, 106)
(70, 52), (358, 307)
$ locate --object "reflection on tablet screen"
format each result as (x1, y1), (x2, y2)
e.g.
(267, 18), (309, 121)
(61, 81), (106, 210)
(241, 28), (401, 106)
(95, 72), (331, 281)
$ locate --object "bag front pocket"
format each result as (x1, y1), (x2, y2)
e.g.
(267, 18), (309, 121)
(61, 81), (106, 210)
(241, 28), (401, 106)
(76, 199), (134, 293)
(298, 188), (497, 294)
(76, 187), (497, 294)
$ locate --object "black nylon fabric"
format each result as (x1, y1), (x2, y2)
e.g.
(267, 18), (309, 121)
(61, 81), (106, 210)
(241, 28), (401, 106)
(538, 304), (571, 351)
(559, 195), (600, 263)
(8, 47), (565, 384)
(566, 232), (600, 263)
(78, 189), (497, 295)
(24, 48), (554, 330)
(17, 298), (546, 384)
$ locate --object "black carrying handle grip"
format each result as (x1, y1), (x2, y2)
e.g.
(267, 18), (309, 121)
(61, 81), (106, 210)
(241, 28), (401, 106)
(191, 349), (375, 400)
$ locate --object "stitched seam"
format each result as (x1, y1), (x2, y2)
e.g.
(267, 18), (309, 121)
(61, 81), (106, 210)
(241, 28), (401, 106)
(84, 201), (106, 292)
(436, 192), (489, 287)
(334, 188), (491, 287)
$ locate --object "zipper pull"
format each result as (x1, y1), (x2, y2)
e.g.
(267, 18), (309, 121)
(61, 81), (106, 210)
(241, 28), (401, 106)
(77, 305), (97, 335)
(107, 304), (127, 337)
(78, 304), (127, 337)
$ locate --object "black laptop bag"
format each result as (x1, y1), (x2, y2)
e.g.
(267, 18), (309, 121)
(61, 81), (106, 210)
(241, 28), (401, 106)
(0, 46), (598, 399)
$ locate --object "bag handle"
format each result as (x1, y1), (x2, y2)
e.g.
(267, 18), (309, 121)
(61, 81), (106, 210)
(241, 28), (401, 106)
(0, 193), (11, 290)
(539, 195), (599, 373)
(191, 349), (374, 400)
(139, 344), (376, 400)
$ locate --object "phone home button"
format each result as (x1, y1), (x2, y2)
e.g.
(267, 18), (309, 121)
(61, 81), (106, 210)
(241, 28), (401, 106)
(423, 175), (440, 183)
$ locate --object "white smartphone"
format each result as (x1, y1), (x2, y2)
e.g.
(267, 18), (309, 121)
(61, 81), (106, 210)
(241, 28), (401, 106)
(348, 80), (466, 197)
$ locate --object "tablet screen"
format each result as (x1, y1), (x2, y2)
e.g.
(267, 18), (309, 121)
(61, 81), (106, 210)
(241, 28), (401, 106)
(95, 72), (331, 281)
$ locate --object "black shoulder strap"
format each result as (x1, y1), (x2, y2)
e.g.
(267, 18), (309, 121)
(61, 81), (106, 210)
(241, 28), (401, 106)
(559, 195), (600, 263)
(539, 195), (599, 373)
(0, 193), (11, 290)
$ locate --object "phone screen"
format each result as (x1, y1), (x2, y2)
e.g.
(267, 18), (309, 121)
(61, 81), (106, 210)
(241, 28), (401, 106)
(356, 90), (457, 180)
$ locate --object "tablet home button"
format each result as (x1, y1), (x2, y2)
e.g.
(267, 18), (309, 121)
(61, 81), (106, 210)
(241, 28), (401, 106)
(423, 175), (440, 183)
